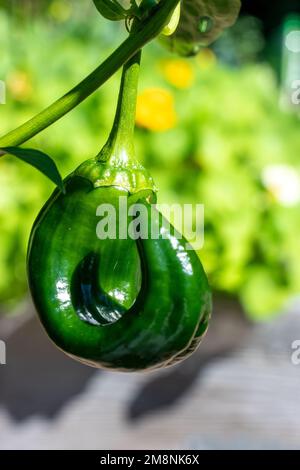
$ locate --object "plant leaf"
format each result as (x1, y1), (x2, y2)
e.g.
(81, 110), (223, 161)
(93, 0), (127, 21)
(1, 146), (65, 193)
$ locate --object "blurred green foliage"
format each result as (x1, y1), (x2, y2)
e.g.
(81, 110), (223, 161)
(0, 2), (300, 321)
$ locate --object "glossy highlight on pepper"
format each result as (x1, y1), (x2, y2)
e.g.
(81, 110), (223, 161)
(27, 173), (211, 370)
(27, 52), (212, 371)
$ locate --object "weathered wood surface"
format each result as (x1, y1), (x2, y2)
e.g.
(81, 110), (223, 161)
(0, 300), (299, 449)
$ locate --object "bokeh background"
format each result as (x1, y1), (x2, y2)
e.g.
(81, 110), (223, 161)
(0, 0), (300, 450)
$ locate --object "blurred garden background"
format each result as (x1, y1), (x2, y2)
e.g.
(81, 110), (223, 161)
(0, 0), (300, 450)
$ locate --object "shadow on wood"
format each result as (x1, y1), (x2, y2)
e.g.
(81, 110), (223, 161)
(127, 297), (252, 422)
(0, 315), (97, 421)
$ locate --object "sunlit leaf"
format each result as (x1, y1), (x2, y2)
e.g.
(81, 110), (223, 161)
(1, 147), (65, 193)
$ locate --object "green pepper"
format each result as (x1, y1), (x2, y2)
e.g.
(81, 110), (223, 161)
(27, 52), (211, 371)
(161, 0), (241, 56)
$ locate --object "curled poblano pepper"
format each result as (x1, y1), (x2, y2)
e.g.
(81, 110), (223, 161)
(27, 52), (211, 371)
(161, 0), (241, 56)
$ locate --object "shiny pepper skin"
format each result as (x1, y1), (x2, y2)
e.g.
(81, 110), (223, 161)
(27, 52), (211, 371)
(27, 158), (211, 371)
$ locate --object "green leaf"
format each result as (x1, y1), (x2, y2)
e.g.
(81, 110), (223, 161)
(1, 147), (65, 193)
(93, 0), (128, 21)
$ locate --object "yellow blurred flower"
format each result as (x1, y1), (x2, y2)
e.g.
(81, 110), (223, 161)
(136, 88), (177, 132)
(197, 48), (217, 71)
(7, 71), (33, 102)
(160, 59), (195, 89)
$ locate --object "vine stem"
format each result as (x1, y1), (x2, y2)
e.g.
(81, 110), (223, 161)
(0, 0), (180, 152)
(98, 51), (141, 165)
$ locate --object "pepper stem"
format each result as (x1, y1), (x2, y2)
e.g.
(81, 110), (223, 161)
(97, 51), (141, 166)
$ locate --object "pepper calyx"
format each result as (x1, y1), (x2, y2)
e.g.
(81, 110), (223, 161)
(73, 157), (157, 195)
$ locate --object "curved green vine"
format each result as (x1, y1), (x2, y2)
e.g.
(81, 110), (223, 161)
(0, 0), (180, 151)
